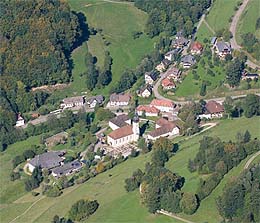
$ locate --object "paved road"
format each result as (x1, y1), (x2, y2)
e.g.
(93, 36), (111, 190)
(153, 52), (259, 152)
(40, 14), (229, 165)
(244, 151), (260, 170)
(229, 0), (260, 70)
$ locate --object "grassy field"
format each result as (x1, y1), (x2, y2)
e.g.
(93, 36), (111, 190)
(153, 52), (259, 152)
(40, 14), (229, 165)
(236, 0), (260, 44)
(1, 116), (259, 223)
(65, 0), (156, 96)
(205, 0), (241, 32)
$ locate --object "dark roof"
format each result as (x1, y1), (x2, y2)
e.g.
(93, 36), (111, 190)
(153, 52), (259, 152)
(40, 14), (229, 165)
(148, 123), (176, 138)
(109, 114), (130, 128)
(162, 58), (171, 66)
(181, 55), (196, 65)
(145, 71), (158, 81)
(216, 41), (231, 52)
(63, 96), (84, 104)
(29, 151), (64, 169)
(52, 160), (82, 177)
(139, 85), (152, 94)
(87, 95), (104, 104)
(110, 93), (131, 103)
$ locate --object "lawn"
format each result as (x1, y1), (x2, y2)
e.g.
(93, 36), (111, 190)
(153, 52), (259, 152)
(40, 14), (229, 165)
(205, 0), (241, 32)
(195, 22), (214, 42)
(236, 0), (260, 44)
(2, 116), (259, 223)
(66, 0), (156, 96)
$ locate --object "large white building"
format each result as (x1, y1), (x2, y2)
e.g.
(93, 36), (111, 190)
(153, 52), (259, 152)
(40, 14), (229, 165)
(150, 99), (175, 113)
(107, 114), (140, 147)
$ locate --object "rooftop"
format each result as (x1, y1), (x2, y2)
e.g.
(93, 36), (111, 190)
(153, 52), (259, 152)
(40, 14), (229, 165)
(52, 160), (82, 177)
(161, 78), (176, 87)
(215, 41), (231, 52)
(181, 54), (196, 65)
(191, 41), (203, 51)
(206, 100), (224, 114)
(136, 105), (159, 114)
(150, 99), (175, 108)
(110, 93), (131, 103)
(63, 96), (84, 104)
(108, 125), (133, 140)
(145, 71), (158, 81)
(148, 123), (176, 138)
(109, 114), (130, 128)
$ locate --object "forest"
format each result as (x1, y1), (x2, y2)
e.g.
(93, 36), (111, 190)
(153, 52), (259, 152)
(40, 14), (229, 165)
(0, 0), (82, 150)
(134, 0), (211, 37)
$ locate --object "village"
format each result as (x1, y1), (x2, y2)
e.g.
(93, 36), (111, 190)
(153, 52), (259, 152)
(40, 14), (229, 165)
(13, 32), (239, 182)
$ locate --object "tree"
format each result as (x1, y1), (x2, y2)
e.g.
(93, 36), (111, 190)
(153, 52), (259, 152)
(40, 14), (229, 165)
(161, 191), (182, 213)
(68, 199), (99, 221)
(223, 96), (234, 119)
(243, 130), (251, 143)
(226, 58), (244, 87)
(200, 82), (206, 96)
(151, 149), (168, 167)
(180, 192), (198, 215)
(84, 52), (98, 90)
(242, 94), (260, 118)
(95, 108), (115, 121)
(152, 137), (174, 157)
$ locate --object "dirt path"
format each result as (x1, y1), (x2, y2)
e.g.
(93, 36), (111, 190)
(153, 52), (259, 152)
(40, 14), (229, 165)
(229, 0), (260, 69)
(244, 150), (260, 170)
(203, 19), (215, 34)
(158, 210), (195, 223)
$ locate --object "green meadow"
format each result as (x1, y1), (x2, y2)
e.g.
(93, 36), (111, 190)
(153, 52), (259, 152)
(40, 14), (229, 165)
(1, 116), (259, 223)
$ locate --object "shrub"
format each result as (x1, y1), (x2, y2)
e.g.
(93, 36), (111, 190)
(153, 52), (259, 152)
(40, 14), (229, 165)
(180, 192), (198, 215)
(10, 171), (21, 181)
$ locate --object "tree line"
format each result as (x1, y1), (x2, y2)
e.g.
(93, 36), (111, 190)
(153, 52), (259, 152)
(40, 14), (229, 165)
(134, 0), (211, 38)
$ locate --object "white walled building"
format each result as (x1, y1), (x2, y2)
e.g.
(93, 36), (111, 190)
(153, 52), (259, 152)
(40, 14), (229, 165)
(15, 113), (25, 127)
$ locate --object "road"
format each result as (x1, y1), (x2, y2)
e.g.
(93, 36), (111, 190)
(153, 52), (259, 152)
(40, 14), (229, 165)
(157, 210), (195, 223)
(229, 0), (260, 70)
(244, 151), (260, 170)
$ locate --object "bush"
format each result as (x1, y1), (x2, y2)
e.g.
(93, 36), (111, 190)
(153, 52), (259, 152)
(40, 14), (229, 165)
(45, 186), (62, 197)
(10, 171), (21, 181)
(180, 192), (198, 215)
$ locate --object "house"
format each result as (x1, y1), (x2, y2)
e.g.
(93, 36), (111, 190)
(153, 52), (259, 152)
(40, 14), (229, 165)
(165, 67), (182, 81)
(180, 55), (196, 68)
(150, 99), (175, 113)
(241, 73), (259, 80)
(161, 78), (176, 90)
(136, 105), (160, 117)
(190, 41), (203, 55)
(107, 114), (140, 147)
(137, 85), (152, 98)
(45, 132), (68, 148)
(109, 93), (131, 107)
(164, 50), (177, 61)
(147, 118), (179, 140)
(156, 59), (171, 72)
(87, 95), (104, 108)
(214, 41), (231, 58)
(60, 96), (85, 109)
(211, 37), (217, 45)
(52, 160), (82, 178)
(171, 37), (189, 48)
(109, 114), (131, 130)
(15, 113), (25, 127)
(145, 71), (158, 85)
(28, 151), (65, 172)
(198, 100), (224, 119)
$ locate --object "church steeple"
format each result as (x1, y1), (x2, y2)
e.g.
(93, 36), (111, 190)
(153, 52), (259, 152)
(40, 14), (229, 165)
(132, 113), (140, 141)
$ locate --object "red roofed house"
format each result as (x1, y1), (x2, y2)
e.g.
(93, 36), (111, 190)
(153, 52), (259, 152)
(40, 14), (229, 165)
(150, 99), (175, 113)
(190, 41), (203, 55)
(107, 114), (140, 147)
(161, 78), (176, 90)
(136, 105), (160, 117)
(198, 100), (224, 119)
(147, 118), (179, 140)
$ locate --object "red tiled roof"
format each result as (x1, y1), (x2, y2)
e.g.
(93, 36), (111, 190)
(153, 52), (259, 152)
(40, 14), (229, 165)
(191, 41), (203, 51)
(136, 105), (159, 114)
(156, 118), (173, 127)
(206, 101), (224, 114)
(108, 125), (133, 140)
(161, 78), (176, 87)
(150, 99), (174, 108)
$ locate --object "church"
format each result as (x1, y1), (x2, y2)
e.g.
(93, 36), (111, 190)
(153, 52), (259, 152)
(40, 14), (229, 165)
(107, 114), (140, 147)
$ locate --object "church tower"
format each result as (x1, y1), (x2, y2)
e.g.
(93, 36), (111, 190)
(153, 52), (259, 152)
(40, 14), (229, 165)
(132, 113), (140, 141)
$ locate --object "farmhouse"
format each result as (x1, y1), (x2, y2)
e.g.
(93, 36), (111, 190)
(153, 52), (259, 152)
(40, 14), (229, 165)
(161, 78), (176, 90)
(60, 96), (84, 109)
(150, 99), (175, 113)
(86, 95), (104, 108)
(45, 132), (68, 148)
(214, 41), (231, 58)
(198, 100), (224, 119)
(165, 67), (182, 81)
(190, 41), (203, 55)
(107, 114), (140, 147)
(145, 71), (158, 85)
(109, 114), (131, 130)
(28, 151), (65, 172)
(171, 37), (189, 49)
(136, 105), (159, 117)
(52, 160), (82, 178)
(15, 113), (25, 127)
(137, 85), (152, 98)
(109, 93), (131, 107)
(156, 59), (171, 72)
(147, 118), (179, 140)
(180, 55), (196, 68)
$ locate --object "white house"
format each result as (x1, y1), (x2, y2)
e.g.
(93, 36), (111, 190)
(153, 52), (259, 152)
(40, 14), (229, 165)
(147, 118), (179, 140)
(155, 59), (171, 72)
(198, 100), (224, 119)
(150, 99), (175, 113)
(15, 113), (25, 127)
(145, 71), (158, 85)
(136, 105), (159, 117)
(109, 93), (131, 107)
(137, 85), (152, 98)
(60, 96), (85, 109)
(107, 115), (140, 147)
(86, 95), (104, 108)
(109, 114), (131, 130)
